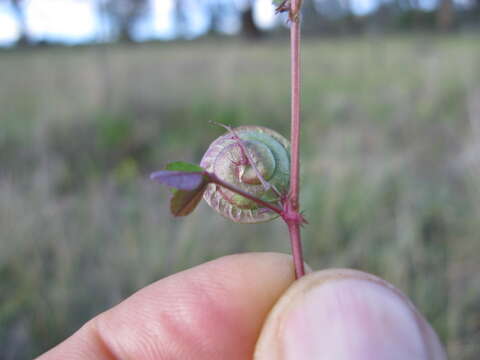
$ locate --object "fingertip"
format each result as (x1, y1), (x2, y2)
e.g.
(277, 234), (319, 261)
(255, 269), (447, 360)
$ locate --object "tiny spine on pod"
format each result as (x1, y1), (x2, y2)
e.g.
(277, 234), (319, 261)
(200, 126), (290, 223)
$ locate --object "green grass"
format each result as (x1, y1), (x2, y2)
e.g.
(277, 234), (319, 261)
(1, 35), (480, 358)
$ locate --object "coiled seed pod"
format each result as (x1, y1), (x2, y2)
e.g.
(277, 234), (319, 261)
(200, 126), (290, 223)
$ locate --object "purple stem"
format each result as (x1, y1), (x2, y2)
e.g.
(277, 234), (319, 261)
(288, 220), (305, 278)
(287, 0), (305, 279)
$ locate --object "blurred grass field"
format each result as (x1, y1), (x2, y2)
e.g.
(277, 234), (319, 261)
(1, 35), (480, 358)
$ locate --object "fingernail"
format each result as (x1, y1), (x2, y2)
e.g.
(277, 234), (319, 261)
(255, 270), (446, 360)
(281, 277), (430, 359)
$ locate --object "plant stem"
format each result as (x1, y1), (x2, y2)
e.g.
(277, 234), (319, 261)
(208, 173), (283, 216)
(288, 0), (305, 279)
(208, 171), (304, 278)
(288, 220), (305, 278)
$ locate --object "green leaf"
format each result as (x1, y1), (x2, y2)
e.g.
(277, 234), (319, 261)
(165, 161), (204, 173)
(170, 185), (207, 217)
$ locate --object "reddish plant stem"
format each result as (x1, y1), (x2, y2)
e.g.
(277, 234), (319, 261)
(288, 220), (304, 278)
(289, 16), (301, 208)
(287, 0), (305, 279)
(207, 172), (283, 216)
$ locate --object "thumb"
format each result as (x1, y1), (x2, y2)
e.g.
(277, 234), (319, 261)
(255, 269), (447, 360)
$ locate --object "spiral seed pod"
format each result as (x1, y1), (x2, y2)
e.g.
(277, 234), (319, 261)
(200, 126), (290, 223)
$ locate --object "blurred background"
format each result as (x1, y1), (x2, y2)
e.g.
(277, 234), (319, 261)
(1, 0), (479, 358)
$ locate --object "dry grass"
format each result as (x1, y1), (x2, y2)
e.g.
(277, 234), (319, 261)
(1, 35), (480, 358)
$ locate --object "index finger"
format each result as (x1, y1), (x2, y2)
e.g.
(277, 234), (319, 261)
(37, 252), (296, 360)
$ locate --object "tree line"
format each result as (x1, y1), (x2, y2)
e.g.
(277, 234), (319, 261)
(3, 0), (480, 46)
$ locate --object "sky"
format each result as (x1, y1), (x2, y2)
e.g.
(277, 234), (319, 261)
(0, 0), (395, 46)
(0, 0), (174, 45)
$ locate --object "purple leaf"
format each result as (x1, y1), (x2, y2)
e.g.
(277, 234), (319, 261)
(150, 171), (205, 190)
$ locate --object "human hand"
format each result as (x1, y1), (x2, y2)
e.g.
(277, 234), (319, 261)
(37, 253), (446, 359)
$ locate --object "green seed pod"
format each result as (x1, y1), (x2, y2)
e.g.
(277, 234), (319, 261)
(200, 126), (290, 223)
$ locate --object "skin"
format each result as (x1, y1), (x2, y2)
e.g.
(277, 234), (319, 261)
(36, 252), (446, 360)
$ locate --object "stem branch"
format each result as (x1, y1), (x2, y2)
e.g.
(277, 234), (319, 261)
(207, 173), (283, 216)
